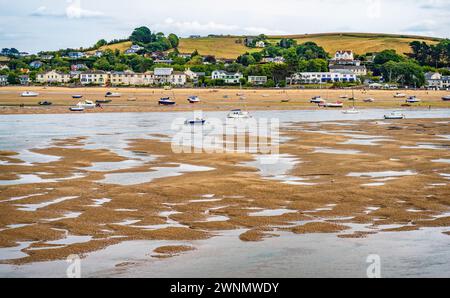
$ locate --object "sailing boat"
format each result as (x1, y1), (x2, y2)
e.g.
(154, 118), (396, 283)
(342, 89), (360, 114)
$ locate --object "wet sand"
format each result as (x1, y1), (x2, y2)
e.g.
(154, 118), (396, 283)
(0, 116), (449, 267)
(0, 86), (449, 114)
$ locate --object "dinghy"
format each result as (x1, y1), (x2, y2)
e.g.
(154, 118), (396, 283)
(72, 95), (83, 99)
(77, 100), (96, 109)
(187, 96), (201, 103)
(442, 96), (450, 101)
(95, 99), (112, 104)
(394, 93), (407, 98)
(406, 96), (421, 103)
(310, 96), (325, 104)
(159, 97), (176, 106)
(384, 111), (405, 120)
(364, 98), (375, 103)
(185, 118), (206, 125)
(227, 109), (252, 119)
(105, 92), (121, 98)
(69, 104), (85, 112)
(38, 101), (52, 106)
(21, 91), (39, 97)
(319, 101), (344, 108)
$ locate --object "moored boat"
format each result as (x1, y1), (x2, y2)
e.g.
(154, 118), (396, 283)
(342, 107), (360, 114)
(96, 99), (112, 104)
(384, 111), (405, 120)
(185, 118), (206, 125)
(319, 101), (344, 108)
(159, 97), (176, 105)
(187, 96), (201, 103)
(406, 96), (421, 103)
(105, 92), (121, 98)
(77, 100), (96, 109)
(21, 91), (39, 97)
(394, 92), (407, 98)
(442, 96), (450, 101)
(227, 109), (252, 119)
(364, 98), (375, 103)
(72, 95), (83, 99)
(69, 105), (85, 112)
(310, 96), (325, 104)
(38, 101), (52, 106)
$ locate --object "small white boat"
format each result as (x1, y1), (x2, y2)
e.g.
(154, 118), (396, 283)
(159, 97), (176, 105)
(187, 96), (201, 103)
(384, 111), (405, 120)
(21, 91), (39, 97)
(442, 96), (450, 101)
(69, 105), (85, 112)
(342, 107), (360, 114)
(406, 96), (421, 103)
(227, 109), (252, 119)
(310, 96), (325, 104)
(105, 92), (121, 98)
(77, 100), (96, 109)
(364, 98), (375, 103)
(185, 118), (206, 125)
(319, 101), (344, 108)
(394, 93), (407, 98)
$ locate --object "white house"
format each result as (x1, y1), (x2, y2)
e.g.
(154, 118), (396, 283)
(330, 65), (367, 76)
(333, 50), (354, 62)
(37, 70), (71, 84)
(441, 76), (450, 89)
(80, 71), (109, 85)
(211, 70), (243, 84)
(0, 75), (7, 86)
(425, 72), (442, 89)
(248, 76), (268, 85)
(255, 41), (266, 48)
(109, 68), (187, 86)
(287, 72), (357, 84)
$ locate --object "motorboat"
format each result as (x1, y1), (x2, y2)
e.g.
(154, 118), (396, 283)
(38, 101), (52, 106)
(310, 96), (325, 104)
(21, 91), (39, 97)
(105, 92), (121, 98)
(69, 105), (85, 112)
(342, 107), (360, 114)
(406, 96), (421, 103)
(72, 95), (83, 99)
(185, 118), (206, 125)
(394, 93), (407, 98)
(384, 111), (405, 120)
(95, 99), (112, 104)
(319, 101), (344, 108)
(187, 96), (201, 103)
(227, 109), (252, 119)
(159, 97), (176, 105)
(442, 96), (450, 101)
(77, 100), (96, 109)
(364, 98), (375, 103)
(281, 99), (290, 103)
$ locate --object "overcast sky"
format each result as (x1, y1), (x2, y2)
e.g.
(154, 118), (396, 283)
(1, 0), (449, 53)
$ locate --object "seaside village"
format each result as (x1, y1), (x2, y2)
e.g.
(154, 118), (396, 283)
(1, 36), (449, 90)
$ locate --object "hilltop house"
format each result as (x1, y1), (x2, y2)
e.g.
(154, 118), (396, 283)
(19, 75), (30, 86)
(248, 76), (268, 85)
(30, 61), (44, 69)
(125, 45), (144, 55)
(212, 70), (243, 84)
(0, 75), (7, 86)
(255, 41), (266, 48)
(332, 50), (355, 62)
(80, 70), (109, 86)
(37, 70), (71, 84)
(287, 72), (357, 84)
(68, 52), (85, 59)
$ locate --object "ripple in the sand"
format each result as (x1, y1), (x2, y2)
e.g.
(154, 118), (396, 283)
(98, 164), (214, 185)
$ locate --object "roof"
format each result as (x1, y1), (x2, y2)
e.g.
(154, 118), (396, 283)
(329, 65), (366, 70)
(81, 70), (107, 75)
(154, 68), (173, 76)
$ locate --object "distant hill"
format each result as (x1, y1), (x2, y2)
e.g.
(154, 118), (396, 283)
(89, 33), (441, 60)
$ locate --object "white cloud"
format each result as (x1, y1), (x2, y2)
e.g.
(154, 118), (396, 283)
(153, 18), (238, 34)
(65, 0), (104, 19)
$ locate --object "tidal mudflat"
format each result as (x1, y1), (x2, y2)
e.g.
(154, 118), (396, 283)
(0, 110), (449, 277)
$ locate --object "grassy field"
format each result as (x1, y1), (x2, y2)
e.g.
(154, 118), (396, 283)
(82, 33), (440, 59)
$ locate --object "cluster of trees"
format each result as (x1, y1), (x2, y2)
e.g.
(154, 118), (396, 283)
(130, 26), (179, 53)
(409, 40), (450, 68)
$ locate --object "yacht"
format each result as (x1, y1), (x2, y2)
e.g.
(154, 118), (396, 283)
(21, 91), (39, 97)
(77, 100), (96, 109)
(406, 96), (421, 103)
(187, 96), (201, 103)
(159, 97), (176, 106)
(384, 111), (405, 120)
(394, 92), (407, 98)
(227, 109), (252, 119)
(105, 92), (121, 98)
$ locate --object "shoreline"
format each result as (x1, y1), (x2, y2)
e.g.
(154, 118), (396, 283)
(0, 86), (449, 115)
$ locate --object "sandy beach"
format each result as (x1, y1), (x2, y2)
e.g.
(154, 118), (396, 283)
(0, 86), (449, 114)
(0, 111), (449, 268)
